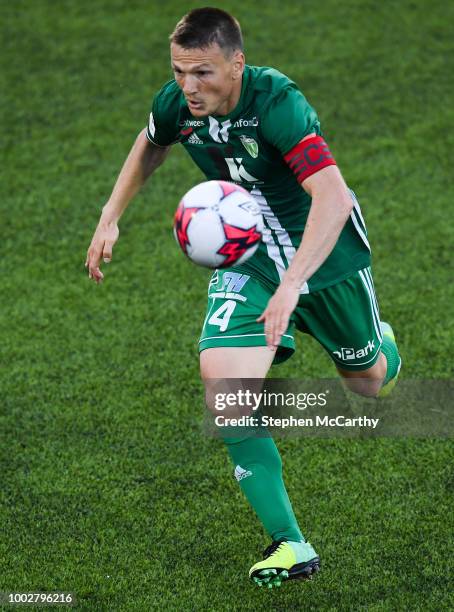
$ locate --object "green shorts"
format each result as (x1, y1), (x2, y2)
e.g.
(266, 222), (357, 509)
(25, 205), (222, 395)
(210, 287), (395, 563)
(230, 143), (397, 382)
(199, 267), (383, 371)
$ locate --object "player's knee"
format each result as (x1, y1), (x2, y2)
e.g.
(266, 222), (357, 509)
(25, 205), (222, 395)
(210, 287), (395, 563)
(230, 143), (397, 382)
(202, 373), (265, 425)
(200, 355), (223, 415)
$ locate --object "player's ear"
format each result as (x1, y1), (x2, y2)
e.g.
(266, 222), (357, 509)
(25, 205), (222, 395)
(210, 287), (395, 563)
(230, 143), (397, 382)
(231, 51), (245, 80)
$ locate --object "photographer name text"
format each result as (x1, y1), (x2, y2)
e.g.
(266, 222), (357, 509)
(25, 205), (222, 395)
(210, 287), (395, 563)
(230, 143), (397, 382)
(215, 415), (380, 429)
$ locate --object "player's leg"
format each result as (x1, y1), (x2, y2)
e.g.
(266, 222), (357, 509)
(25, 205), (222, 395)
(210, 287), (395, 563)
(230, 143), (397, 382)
(201, 347), (319, 587)
(296, 267), (401, 398)
(202, 346), (302, 539)
(199, 270), (319, 587)
(202, 345), (306, 543)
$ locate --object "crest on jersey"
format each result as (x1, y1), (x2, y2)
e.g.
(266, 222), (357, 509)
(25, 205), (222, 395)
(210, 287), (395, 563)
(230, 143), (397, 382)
(240, 135), (258, 158)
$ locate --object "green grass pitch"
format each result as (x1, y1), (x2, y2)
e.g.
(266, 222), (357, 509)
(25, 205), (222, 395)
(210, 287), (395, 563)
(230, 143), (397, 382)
(1, 0), (453, 609)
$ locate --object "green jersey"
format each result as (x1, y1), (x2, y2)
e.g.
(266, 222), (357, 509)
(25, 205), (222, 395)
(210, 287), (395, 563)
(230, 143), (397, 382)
(146, 65), (371, 292)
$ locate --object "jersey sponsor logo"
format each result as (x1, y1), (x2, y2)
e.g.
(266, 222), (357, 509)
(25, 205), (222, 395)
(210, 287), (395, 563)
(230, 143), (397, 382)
(333, 340), (375, 361)
(240, 135), (259, 158)
(233, 116), (259, 128)
(225, 158), (259, 183)
(187, 132), (203, 144)
(209, 116), (231, 143)
(148, 112), (156, 138)
(179, 119), (205, 127)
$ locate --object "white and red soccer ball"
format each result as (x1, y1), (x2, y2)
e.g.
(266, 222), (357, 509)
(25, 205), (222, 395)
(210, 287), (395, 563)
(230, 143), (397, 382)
(174, 180), (263, 269)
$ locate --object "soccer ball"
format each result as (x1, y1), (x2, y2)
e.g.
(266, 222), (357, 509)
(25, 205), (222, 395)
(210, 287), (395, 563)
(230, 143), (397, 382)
(174, 180), (263, 269)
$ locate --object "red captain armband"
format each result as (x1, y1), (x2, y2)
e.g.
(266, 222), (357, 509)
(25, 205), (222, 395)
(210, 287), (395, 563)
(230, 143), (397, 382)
(283, 135), (337, 183)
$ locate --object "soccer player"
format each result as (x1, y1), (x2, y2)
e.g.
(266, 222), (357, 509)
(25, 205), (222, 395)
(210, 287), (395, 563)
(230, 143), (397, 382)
(86, 7), (401, 588)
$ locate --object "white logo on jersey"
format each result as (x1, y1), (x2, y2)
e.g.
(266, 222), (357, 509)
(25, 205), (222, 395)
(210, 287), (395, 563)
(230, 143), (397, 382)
(187, 132), (203, 144)
(209, 116), (232, 143)
(179, 119), (205, 127)
(233, 116), (259, 128)
(333, 340), (375, 361)
(148, 112), (156, 138)
(234, 465), (253, 481)
(225, 158), (259, 183)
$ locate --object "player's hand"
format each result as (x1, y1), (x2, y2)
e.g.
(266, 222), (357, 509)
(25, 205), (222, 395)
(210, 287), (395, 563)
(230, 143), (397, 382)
(85, 219), (119, 284)
(257, 281), (300, 349)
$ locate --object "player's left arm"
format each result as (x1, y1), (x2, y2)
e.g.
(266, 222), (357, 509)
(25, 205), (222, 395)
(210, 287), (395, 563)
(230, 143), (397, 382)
(285, 137), (354, 288)
(258, 135), (354, 348)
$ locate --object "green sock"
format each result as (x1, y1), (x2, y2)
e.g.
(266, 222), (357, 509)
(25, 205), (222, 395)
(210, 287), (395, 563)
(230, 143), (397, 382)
(223, 433), (304, 542)
(380, 334), (401, 385)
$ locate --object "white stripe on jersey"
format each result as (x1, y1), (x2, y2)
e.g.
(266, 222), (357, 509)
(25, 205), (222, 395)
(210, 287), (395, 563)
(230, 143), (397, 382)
(351, 191), (367, 228)
(364, 267), (382, 339)
(358, 269), (382, 342)
(362, 268), (381, 336)
(349, 191), (370, 251)
(199, 332), (294, 343)
(251, 188), (309, 294)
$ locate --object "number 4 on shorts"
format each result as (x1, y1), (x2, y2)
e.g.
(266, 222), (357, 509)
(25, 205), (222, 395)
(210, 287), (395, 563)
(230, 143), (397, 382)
(208, 300), (237, 332)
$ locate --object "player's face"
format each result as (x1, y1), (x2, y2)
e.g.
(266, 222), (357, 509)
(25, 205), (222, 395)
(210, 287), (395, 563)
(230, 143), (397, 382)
(170, 43), (244, 117)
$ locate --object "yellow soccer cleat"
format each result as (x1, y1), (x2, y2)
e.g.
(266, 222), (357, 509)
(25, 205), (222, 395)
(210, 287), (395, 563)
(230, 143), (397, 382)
(249, 539), (320, 588)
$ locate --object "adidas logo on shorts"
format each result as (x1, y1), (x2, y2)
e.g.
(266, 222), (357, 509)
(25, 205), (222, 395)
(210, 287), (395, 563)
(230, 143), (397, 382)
(234, 465), (253, 481)
(188, 132), (203, 145)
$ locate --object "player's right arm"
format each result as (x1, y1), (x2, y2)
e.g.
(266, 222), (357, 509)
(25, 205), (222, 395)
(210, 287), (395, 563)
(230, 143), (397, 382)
(85, 128), (170, 283)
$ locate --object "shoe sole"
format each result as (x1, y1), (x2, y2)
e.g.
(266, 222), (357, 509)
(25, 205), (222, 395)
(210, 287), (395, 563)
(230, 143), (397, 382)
(251, 557), (320, 588)
(288, 556), (320, 580)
